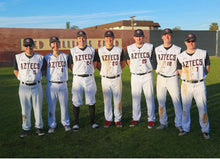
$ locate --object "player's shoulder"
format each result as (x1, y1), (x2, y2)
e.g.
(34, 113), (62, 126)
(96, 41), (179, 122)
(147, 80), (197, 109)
(172, 44), (181, 50)
(127, 43), (136, 48)
(155, 44), (163, 50)
(143, 42), (153, 47)
(15, 52), (25, 57)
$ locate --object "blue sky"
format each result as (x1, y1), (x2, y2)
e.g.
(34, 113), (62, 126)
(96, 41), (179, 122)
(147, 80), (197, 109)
(0, 0), (219, 30)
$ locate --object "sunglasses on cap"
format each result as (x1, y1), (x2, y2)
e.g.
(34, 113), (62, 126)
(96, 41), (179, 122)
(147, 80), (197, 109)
(24, 44), (33, 47)
(186, 40), (196, 43)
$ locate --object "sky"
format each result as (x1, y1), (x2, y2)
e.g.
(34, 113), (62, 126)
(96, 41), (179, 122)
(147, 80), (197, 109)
(0, 0), (219, 30)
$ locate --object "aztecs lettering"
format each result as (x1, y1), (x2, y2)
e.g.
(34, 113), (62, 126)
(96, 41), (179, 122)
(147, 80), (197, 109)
(131, 52), (150, 59)
(75, 54), (93, 61)
(49, 61), (66, 68)
(158, 54), (176, 61)
(182, 59), (203, 67)
(102, 54), (119, 61)
(21, 63), (40, 69)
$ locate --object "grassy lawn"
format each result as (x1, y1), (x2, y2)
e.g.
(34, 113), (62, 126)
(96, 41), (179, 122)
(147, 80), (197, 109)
(0, 57), (219, 158)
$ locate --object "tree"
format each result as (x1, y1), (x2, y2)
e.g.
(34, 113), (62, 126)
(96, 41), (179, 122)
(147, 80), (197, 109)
(66, 22), (70, 29)
(66, 22), (79, 29)
(173, 26), (181, 30)
(209, 22), (219, 31)
(71, 25), (79, 29)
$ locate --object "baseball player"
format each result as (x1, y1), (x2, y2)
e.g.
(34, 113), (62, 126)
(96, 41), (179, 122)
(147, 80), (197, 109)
(152, 28), (183, 132)
(69, 31), (99, 131)
(125, 29), (156, 129)
(97, 30), (125, 128)
(44, 36), (71, 133)
(177, 33), (210, 139)
(14, 38), (45, 138)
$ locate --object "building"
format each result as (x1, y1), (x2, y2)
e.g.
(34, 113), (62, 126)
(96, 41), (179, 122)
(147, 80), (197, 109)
(84, 20), (160, 30)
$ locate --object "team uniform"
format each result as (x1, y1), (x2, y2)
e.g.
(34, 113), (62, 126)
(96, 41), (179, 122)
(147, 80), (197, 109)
(125, 42), (156, 126)
(44, 51), (70, 132)
(177, 49), (210, 135)
(14, 51), (44, 136)
(153, 44), (182, 128)
(98, 45), (124, 126)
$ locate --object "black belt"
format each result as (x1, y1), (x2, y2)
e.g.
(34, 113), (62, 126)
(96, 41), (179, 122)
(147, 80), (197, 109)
(158, 73), (176, 78)
(74, 74), (92, 77)
(132, 71), (152, 75)
(102, 74), (120, 79)
(183, 79), (204, 83)
(49, 81), (65, 84)
(22, 81), (40, 86)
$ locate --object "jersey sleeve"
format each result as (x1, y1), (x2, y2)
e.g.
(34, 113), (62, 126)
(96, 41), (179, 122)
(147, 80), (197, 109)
(151, 47), (157, 70)
(205, 52), (210, 66)
(13, 57), (18, 70)
(93, 50), (99, 62)
(124, 49), (130, 60)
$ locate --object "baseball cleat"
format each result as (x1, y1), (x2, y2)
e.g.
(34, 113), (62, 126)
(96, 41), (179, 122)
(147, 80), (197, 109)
(156, 124), (168, 130)
(176, 126), (183, 132)
(148, 121), (154, 129)
(104, 121), (112, 128)
(115, 121), (122, 127)
(64, 125), (71, 132)
(129, 120), (138, 127)
(203, 132), (210, 139)
(48, 128), (55, 133)
(178, 131), (189, 136)
(72, 125), (79, 131)
(35, 129), (45, 136)
(91, 123), (99, 129)
(20, 130), (30, 138)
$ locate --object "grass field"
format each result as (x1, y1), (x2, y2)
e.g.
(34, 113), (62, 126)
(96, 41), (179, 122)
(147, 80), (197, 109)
(0, 57), (220, 158)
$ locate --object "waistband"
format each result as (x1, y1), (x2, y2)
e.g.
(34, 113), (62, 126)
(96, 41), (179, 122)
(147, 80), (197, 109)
(158, 73), (176, 78)
(132, 71), (152, 76)
(102, 74), (120, 79)
(74, 74), (92, 77)
(49, 81), (66, 84)
(183, 79), (204, 83)
(21, 81), (40, 86)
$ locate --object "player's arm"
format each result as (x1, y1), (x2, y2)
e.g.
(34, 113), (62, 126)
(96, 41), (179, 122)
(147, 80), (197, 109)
(41, 58), (47, 76)
(125, 49), (130, 66)
(177, 58), (182, 76)
(120, 49), (126, 69)
(205, 53), (210, 75)
(93, 50), (99, 69)
(151, 47), (157, 70)
(68, 51), (73, 71)
(13, 57), (19, 78)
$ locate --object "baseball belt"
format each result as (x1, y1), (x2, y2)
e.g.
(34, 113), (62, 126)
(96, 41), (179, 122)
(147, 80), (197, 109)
(74, 74), (92, 77)
(102, 74), (120, 79)
(183, 79), (204, 83)
(49, 81), (65, 84)
(21, 81), (40, 86)
(158, 73), (176, 78)
(132, 71), (152, 76)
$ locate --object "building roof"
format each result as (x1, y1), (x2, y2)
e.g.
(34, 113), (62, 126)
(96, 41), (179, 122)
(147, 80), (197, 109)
(84, 20), (160, 29)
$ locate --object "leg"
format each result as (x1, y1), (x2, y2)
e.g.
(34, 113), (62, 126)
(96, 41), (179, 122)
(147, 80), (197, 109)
(73, 105), (80, 125)
(84, 75), (97, 106)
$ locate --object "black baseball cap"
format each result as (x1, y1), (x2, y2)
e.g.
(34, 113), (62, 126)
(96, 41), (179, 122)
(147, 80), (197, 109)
(185, 33), (197, 42)
(104, 30), (114, 37)
(50, 36), (60, 43)
(162, 28), (173, 35)
(23, 38), (34, 47)
(76, 31), (87, 37)
(134, 29), (144, 37)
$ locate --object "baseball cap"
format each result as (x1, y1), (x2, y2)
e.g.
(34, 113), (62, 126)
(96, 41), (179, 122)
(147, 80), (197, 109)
(50, 36), (60, 43)
(104, 30), (114, 37)
(76, 31), (87, 37)
(23, 38), (34, 47)
(162, 28), (173, 35)
(134, 29), (144, 37)
(185, 33), (197, 42)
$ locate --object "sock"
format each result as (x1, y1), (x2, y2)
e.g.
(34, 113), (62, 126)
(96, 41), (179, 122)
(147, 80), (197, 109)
(73, 105), (80, 125)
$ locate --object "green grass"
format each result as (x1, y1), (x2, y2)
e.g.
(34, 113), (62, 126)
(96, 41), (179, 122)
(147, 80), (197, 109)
(0, 57), (220, 157)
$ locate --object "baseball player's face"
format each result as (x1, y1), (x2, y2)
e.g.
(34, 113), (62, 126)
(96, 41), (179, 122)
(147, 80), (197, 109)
(23, 45), (34, 55)
(50, 42), (60, 51)
(162, 33), (172, 44)
(185, 40), (196, 50)
(104, 36), (114, 47)
(133, 36), (144, 45)
(77, 36), (87, 48)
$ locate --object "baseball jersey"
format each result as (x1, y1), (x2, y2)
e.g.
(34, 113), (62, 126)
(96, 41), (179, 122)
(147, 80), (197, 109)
(97, 46), (124, 76)
(44, 52), (69, 82)
(154, 44), (181, 76)
(177, 49), (210, 80)
(14, 52), (44, 83)
(125, 42), (154, 73)
(69, 46), (97, 74)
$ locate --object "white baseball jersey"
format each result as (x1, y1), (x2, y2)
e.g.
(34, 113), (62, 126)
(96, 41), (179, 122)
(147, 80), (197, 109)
(155, 44), (181, 76)
(44, 52), (68, 82)
(98, 46), (123, 76)
(126, 42), (153, 73)
(178, 49), (207, 80)
(69, 46), (95, 74)
(15, 52), (43, 83)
